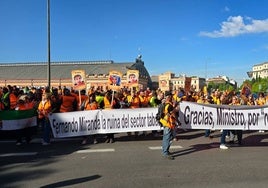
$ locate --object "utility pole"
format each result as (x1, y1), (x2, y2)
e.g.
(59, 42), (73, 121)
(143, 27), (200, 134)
(47, 0), (51, 88)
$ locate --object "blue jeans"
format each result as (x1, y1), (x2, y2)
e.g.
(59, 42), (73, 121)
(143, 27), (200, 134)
(205, 129), (211, 137)
(220, 130), (228, 145)
(162, 127), (173, 156)
(40, 118), (51, 143)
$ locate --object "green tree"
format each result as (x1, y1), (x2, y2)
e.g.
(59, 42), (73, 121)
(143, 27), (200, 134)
(241, 77), (268, 93)
(207, 82), (235, 92)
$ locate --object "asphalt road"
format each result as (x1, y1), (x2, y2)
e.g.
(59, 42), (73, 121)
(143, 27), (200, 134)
(1, 129), (268, 188)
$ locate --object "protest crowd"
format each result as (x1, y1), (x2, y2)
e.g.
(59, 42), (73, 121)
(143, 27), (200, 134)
(1, 84), (267, 158)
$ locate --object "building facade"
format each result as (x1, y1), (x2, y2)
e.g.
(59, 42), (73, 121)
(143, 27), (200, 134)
(248, 62), (268, 79)
(206, 75), (237, 88)
(157, 72), (206, 92)
(0, 56), (152, 90)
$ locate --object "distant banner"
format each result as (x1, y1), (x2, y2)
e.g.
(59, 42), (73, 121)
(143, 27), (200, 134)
(72, 69), (86, 91)
(179, 101), (268, 130)
(0, 109), (37, 130)
(49, 108), (161, 138)
(158, 75), (169, 91)
(108, 70), (122, 91)
(127, 70), (139, 87)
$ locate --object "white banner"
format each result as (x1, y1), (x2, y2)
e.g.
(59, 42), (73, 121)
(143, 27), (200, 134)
(179, 101), (268, 130)
(49, 108), (161, 138)
(48, 101), (268, 138)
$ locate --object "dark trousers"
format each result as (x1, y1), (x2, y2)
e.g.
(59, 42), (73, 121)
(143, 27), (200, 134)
(16, 127), (37, 143)
(236, 130), (243, 144)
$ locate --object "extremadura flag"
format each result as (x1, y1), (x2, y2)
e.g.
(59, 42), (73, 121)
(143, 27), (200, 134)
(0, 109), (37, 131)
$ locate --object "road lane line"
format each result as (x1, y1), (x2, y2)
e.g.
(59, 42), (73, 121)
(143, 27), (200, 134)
(76, 148), (115, 153)
(0, 138), (84, 144)
(0, 152), (38, 157)
(149, 145), (183, 150)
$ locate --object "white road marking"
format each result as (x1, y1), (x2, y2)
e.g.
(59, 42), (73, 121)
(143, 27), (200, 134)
(0, 152), (38, 157)
(76, 148), (115, 153)
(0, 140), (15, 143)
(149, 145), (183, 150)
(0, 138), (82, 144)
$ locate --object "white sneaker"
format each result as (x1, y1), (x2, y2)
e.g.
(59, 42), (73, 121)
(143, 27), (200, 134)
(42, 142), (50, 146)
(93, 139), (98, 144)
(81, 139), (87, 145)
(220, 144), (228, 149)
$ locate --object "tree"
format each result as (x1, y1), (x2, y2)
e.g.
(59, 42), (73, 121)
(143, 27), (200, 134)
(241, 77), (268, 94)
(207, 82), (235, 93)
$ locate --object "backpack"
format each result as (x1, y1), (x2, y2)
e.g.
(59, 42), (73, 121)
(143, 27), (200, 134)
(156, 103), (165, 122)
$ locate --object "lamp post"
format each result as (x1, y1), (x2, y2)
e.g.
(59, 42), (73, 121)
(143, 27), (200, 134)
(47, 0), (51, 88)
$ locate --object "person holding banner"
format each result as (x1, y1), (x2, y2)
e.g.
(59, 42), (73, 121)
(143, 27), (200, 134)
(128, 91), (141, 137)
(37, 93), (52, 146)
(77, 89), (88, 110)
(81, 93), (99, 145)
(200, 94), (214, 138)
(15, 95), (36, 145)
(228, 95), (243, 146)
(256, 92), (266, 133)
(129, 91), (141, 109)
(103, 91), (121, 143)
(104, 91), (115, 143)
(149, 90), (163, 137)
(218, 92), (231, 149)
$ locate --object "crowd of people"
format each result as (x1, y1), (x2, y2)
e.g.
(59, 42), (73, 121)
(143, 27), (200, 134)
(197, 89), (267, 149)
(0, 85), (165, 145)
(1, 85), (267, 159)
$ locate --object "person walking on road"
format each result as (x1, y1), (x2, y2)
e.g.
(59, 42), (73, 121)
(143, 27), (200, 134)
(159, 93), (178, 160)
